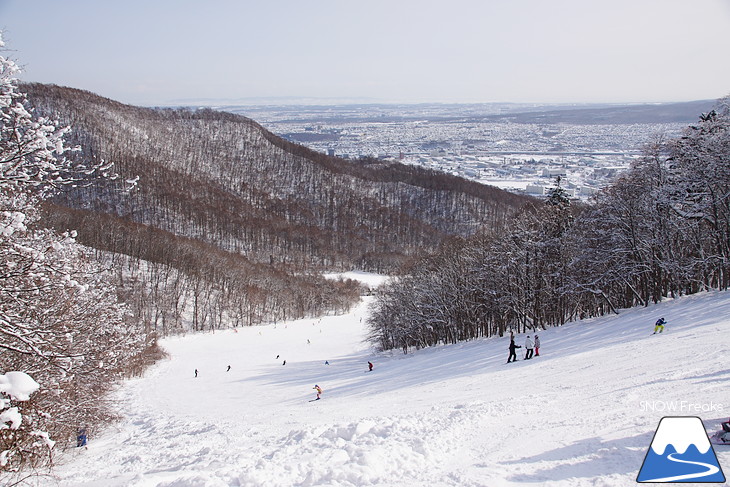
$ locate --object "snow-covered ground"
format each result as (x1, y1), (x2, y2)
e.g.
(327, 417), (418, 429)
(39, 288), (729, 486)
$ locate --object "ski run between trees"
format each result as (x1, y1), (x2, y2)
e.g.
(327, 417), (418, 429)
(40, 285), (729, 487)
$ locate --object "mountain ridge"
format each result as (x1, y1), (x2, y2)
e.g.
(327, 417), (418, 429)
(22, 82), (532, 332)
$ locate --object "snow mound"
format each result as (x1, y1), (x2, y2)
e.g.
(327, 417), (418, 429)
(0, 371), (40, 401)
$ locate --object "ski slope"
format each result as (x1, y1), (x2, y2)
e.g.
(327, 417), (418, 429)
(40, 283), (729, 487)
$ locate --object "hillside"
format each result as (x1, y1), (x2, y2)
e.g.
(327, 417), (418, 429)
(19, 82), (531, 333)
(24, 83), (529, 272)
(39, 281), (730, 486)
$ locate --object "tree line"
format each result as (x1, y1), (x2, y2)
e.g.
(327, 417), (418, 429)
(20, 83), (529, 339)
(23, 83), (528, 273)
(369, 99), (730, 353)
(42, 204), (363, 335)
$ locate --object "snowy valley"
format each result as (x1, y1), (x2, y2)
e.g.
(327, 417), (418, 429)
(40, 278), (729, 487)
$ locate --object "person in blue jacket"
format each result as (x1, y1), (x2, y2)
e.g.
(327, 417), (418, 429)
(653, 317), (666, 334)
(77, 427), (87, 447)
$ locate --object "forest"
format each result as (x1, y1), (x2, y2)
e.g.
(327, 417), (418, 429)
(23, 83), (530, 336)
(369, 99), (730, 353)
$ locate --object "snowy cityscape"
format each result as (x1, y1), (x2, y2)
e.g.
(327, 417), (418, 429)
(224, 102), (694, 199)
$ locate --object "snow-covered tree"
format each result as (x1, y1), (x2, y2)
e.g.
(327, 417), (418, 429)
(1, 34), (147, 482)
(668, 100), (730, 289)
(369, 98), (730, 352)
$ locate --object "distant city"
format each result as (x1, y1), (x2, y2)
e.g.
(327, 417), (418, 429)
(221, 101), (713, 200)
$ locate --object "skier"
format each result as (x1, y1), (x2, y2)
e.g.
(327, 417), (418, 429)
(524, 335), (534, 359)
(507, 337), (521, 363)
(534, 335), (541, 357)
(76, 427), (87, 448)
(653, 317), (666, 334)
(194, 369), (198, 378)
(226, 365), (231, 372)
(313, 384), (322, 400)
(282, 360), (286, 366)
(368, 361), (373, 372)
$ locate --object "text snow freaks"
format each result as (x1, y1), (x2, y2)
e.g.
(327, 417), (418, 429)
(640, 401), (724, 413)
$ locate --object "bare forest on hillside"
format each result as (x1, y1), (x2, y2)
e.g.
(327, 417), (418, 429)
(23, 83), (529, 335)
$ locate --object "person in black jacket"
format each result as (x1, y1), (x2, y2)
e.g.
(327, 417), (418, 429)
(507, 336), (521, 363)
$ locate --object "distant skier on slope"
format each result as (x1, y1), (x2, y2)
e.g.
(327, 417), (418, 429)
(76, 427), (87, 448)
(368, 361), (373, 371)
(524, 335), (534, 359)
(653, 317), (666, 334)
(313, 384), (323, 400)
(534, 335), (541, 357)
(507, 336), (521, 363)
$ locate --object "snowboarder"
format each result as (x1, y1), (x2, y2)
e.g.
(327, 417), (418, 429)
(368, 361), (373, 371)
(325, 360), (330, 365)
(534, 335), (541, 357)
(525, 335), (534, 359)
(507, 337), (521, 363)
(313, 384), (322, 400)
(653, 317), (666, 334)
(77, 427), (87, 447)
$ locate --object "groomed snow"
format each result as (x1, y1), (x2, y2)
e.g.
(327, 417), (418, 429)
(38, 290), (729, 486)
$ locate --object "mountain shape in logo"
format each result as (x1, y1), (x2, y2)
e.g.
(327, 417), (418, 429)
(637, 416), (726, 483)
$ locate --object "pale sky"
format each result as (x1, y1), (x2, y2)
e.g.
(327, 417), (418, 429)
(1, 0), (729, 106)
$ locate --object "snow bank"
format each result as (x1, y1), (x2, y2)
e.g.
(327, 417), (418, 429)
(0, 371), (40, 402)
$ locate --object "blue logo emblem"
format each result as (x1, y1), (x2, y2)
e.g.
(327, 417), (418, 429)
(637, 416), (726, 483)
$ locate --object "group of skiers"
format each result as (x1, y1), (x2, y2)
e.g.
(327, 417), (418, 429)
(195, 317), (673, 403)
(507, 317), (669, 363)
(507, 333), (540, 363)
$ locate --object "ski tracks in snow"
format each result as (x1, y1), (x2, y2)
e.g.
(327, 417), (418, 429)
(235, 402), (495, 486)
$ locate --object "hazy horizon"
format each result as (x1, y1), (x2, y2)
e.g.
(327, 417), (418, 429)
(2, 0), (729, 107)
